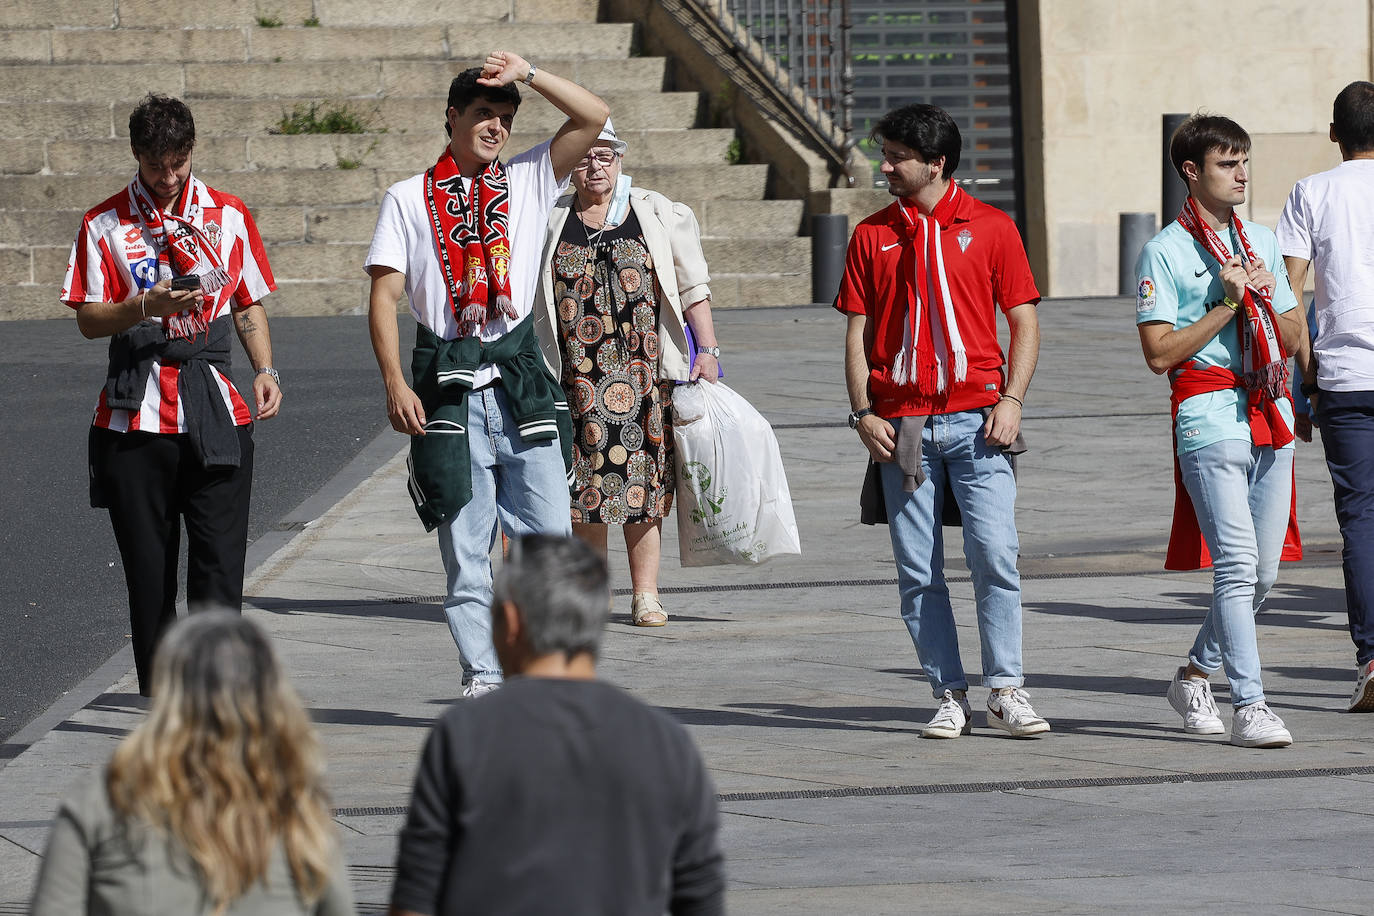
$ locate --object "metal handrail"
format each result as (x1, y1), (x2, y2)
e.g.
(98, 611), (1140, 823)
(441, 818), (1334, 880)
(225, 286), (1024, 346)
(670, 0), (857, 186)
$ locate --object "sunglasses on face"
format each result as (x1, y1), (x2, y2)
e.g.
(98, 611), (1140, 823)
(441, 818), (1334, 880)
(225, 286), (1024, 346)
(574, 151), (619, 171)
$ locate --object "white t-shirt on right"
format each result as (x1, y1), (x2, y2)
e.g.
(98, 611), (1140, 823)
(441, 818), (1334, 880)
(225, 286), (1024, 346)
(365, 140), (568, 388)
(1277, 158), (1374, 391)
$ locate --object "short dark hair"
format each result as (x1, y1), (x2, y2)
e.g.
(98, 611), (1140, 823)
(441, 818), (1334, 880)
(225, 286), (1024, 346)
(1169, 113), (1250, 183)
(491, 535), (609, 658)
(872, 103), (962, 178)
(1332, 81), (1374, 153)
(444, 68), (521, 136)
(128, 94), (196, 160)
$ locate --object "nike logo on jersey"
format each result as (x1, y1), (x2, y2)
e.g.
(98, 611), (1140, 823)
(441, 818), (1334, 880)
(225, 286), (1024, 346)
(881, 242), (901, 252)
(1194, 267), (1209, 277)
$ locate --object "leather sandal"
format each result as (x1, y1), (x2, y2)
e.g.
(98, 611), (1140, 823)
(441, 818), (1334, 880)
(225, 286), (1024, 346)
(631, 592), (668, 627)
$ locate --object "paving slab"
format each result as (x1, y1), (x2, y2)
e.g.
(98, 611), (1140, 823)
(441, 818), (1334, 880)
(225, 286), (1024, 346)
(0, 299), (1363, 914)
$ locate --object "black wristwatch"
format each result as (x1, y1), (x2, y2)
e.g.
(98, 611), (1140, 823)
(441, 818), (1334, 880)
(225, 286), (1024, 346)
(848, 407), (874, 429)
(1300, 381), (1319, 397)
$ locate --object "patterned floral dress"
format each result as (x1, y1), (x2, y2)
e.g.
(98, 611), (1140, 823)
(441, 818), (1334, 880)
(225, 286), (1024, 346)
(552, 210), (676, 525)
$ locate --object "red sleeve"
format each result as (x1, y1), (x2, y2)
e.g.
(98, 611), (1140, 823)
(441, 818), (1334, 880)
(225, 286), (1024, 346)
(230, 201), (276, 309)
(834, 224), (874, 316)
(991, 219), (1040, 312)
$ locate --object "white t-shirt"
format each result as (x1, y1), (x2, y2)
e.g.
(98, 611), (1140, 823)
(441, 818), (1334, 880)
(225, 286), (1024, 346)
(365, 140), (568, 387)
(1277, 158), (1374, 391)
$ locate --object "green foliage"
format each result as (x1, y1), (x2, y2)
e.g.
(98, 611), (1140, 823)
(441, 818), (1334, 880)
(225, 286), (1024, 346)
(271, 103), (375, 135)
(725, 138), (742, 165)
(256, 13), (283, 27)
(303, 15), (321, 26)
(336, 156), (363, 170)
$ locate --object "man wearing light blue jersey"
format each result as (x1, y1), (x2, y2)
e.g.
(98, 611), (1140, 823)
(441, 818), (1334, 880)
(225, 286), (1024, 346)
(1135, 114), (1304, 748)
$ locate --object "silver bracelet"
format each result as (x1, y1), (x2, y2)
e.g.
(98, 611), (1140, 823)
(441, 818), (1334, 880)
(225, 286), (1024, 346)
(256, 366), (281, 386)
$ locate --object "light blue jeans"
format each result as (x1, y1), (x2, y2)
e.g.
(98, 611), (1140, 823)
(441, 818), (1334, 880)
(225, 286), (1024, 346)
(879, 409), (1023, 697)
(1180, 438), (1293, 707)
(435, 385), (572, 684)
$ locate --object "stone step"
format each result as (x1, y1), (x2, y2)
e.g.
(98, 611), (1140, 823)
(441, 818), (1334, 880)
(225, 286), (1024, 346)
(5, 198), (804, 250)
(0, 82), (690, 142)
(0, 0), (594, 30)
(1, 162), (768, 226)
(0, 56), (664, 104)
(0, 23), (632, 65)
(31, 128), (734, 175)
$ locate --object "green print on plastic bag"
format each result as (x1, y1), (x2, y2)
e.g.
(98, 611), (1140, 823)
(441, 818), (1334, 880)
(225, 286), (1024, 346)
(681, 460), (726, 524)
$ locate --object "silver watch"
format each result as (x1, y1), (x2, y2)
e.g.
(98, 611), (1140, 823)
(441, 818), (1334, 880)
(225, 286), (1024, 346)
(256, 366), (281, 386)
(699, 346), (721, 358)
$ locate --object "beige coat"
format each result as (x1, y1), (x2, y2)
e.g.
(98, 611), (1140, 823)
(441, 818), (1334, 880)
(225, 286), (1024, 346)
(534, 187), (712, 382)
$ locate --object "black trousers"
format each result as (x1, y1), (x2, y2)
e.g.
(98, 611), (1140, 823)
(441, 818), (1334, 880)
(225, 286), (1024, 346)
(89, 425), (254, 694)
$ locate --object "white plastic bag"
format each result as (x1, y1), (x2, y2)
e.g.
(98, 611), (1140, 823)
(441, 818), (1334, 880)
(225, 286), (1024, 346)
(672, 381), (801, 566)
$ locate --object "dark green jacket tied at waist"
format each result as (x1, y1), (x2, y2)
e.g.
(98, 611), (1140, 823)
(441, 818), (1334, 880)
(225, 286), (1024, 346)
(408, 316), (573, 531)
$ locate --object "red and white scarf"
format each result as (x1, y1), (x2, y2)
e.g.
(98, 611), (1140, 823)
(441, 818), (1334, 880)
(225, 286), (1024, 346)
(891, 191), (967, 394)
(1175, 197), (1292, 445)
(129, 174), (231, 340)
(424, 148), (516, 339)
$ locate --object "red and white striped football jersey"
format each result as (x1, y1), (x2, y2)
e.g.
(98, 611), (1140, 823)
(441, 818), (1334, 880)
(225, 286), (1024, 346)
(61, 175), (276, 434)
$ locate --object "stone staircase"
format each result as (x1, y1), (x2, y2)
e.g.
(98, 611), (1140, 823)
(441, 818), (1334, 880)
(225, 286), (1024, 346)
(0, 0), (811, 320)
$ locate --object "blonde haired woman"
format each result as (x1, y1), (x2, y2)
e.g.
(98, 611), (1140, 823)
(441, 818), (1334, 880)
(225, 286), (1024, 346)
(31, 612), (353, 915)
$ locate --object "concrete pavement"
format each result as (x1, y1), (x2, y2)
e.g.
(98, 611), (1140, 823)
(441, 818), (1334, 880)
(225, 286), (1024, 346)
(3, 298), (1369, 914)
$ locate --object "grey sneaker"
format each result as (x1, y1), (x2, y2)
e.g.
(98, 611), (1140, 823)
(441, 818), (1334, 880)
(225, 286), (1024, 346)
(1230, 701), (1292, 748)
(1349, 660), (1374, 712)
(921, 689), (972, 739)
(1167, 666), (1225, 735)
(986, 687), (1050, 737)
(462, 678), (500, 699)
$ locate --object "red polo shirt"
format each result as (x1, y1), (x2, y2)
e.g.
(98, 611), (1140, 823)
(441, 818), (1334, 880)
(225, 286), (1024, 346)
(835, 183), (1040, 417)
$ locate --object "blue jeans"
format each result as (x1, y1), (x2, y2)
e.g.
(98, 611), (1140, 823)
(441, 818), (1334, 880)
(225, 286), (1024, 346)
(1180, 439), (1293, 706)
(879, 409), (1023, 697)
(435, 386), (572, 684)
(1317, 389), (1374, 666)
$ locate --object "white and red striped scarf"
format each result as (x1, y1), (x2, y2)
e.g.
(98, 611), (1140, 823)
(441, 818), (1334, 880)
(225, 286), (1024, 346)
(424, 148), (516, 339)
(891, 191), (967, 395)
(1176, 197), (1292, 443)
(128, 174), (231, 341)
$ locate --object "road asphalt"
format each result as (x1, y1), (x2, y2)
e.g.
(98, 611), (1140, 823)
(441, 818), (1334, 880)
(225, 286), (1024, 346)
(2, 299), (1368, 914)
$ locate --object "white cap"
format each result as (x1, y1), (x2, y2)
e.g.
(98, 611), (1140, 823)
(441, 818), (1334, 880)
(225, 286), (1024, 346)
(596, 117), (628, 156)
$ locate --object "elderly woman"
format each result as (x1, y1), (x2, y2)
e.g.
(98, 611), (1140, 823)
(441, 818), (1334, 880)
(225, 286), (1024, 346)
(30, 613), (352, 915)
(535, 120), (721, 628)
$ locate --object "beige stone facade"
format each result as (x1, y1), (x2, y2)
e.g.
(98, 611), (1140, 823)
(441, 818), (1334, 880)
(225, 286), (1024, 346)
(1018, 0), (1369, 296)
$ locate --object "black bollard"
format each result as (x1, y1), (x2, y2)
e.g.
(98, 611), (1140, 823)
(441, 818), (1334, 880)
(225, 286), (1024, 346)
(811, 213), (848, 305)
(1119, 213), (1156, 296)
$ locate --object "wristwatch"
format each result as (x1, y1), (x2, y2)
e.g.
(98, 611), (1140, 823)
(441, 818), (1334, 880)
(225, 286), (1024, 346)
(699, 346), (721, 358)
(1300, 381), (1319, 397)
(523, 63), (537, 86)
(848, 407), (874, 429)
(256, 366), (281, 386)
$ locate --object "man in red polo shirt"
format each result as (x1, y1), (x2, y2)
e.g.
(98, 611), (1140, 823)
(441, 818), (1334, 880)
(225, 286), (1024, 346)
(837, 103), (1045, 739)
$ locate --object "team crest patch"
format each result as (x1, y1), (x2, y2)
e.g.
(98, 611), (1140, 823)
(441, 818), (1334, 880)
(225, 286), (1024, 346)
(957, 228), (972, 252)
(204, 220), (222, 251)
(1137, 276), (1156, 314)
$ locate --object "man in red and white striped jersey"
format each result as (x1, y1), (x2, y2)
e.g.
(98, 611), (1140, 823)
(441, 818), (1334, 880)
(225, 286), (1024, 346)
(61, 94), (282, 696)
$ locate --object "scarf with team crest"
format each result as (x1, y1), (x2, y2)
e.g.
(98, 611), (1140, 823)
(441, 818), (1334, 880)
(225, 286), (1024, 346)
(424, 148), (516, 338)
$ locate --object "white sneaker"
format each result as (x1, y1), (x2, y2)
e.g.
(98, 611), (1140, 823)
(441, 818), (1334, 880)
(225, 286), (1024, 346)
(1166, 666), (1225, 735)
(1230, 701), (1292, 748)
(1349, 660), (1374, 712)
(921, 689), (972, 738)
(462, 678), (500, 699)
(986, 687), (1050, 737)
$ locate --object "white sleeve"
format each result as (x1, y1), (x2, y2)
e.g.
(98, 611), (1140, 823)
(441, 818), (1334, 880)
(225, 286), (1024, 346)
(1276, 182), (1313, 260)
(506, 140), (571, 219)
(364, 187), (410, 276)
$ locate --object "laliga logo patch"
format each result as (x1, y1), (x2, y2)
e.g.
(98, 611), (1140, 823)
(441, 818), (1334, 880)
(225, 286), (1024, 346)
(204, 220), (222, 251)
(957, 228), (972, 253)
(1137, 276), (1156, 314)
